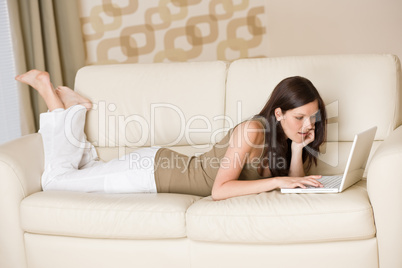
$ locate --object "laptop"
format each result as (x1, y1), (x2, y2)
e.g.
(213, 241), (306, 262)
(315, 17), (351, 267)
(281, 126), (377, 194)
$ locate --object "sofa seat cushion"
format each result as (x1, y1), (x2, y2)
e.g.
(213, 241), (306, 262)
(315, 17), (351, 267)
(186, 180), (376, 244)
(21, 191), (201, 239)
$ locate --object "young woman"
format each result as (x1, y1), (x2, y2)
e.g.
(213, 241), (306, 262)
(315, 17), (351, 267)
(15, 70), (326, 201)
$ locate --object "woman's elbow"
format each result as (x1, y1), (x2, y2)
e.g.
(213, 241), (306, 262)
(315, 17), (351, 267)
(211, 187), (227, 201)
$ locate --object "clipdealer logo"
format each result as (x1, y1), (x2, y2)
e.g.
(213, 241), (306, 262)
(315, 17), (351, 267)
(63, 100), (339, 167)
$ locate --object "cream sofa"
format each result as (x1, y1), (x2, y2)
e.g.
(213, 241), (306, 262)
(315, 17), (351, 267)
(1, 54), (401, 268)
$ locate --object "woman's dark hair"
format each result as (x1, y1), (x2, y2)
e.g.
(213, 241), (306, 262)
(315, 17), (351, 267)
(254, 76), (327, 177)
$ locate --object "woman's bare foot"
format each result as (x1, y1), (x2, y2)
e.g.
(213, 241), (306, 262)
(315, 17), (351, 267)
(15, 70), (64, 111)
(15, 70), (52, 94)
(55, 86), (92, 111)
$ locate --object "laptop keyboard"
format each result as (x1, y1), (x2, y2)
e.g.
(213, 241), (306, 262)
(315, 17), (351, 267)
(306, 175), (343, 189)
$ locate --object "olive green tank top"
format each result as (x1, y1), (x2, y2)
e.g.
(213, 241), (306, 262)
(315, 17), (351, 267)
(153, 118), (267, 196)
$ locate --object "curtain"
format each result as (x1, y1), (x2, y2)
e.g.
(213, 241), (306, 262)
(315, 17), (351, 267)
(8, 0), (86, 131)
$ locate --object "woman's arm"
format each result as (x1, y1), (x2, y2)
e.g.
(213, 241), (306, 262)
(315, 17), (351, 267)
(211, 175), (322, 201)
(288, 128), (315, 177)
(211, 122), (322, 201)
(288, 145), (305, 177)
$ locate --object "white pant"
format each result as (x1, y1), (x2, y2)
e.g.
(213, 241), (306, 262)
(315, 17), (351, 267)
(39, 105), (158, 193)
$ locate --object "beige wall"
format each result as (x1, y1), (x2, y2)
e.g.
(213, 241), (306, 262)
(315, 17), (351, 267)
(78, 0), (401, 63)
(265, 0), (402, 62)
(78, 0), (269, 64)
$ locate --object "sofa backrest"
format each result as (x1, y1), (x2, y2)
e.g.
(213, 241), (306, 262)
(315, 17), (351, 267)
(75, 55), (401, 173)
(75, 61), (228, 155)
(225, 54), (401, 141)
(225, 54), (401, 174)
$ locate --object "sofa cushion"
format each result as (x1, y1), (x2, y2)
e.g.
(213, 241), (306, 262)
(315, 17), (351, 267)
(21, 191), (201, 239)
(75, 61), (228, 148)
(225, 54), (401, 142)
(186, 180), (375, 244)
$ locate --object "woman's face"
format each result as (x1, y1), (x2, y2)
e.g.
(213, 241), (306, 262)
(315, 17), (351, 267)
(275, 100), (319, 144)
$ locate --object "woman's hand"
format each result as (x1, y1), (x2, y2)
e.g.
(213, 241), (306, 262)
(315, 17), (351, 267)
(274, 175), (323, 189)
(292, 129), (315, 151)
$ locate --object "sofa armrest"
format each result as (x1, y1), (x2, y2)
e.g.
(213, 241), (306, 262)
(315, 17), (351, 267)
(0, 133), (44, 268)
(367, 125), (402, 268)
